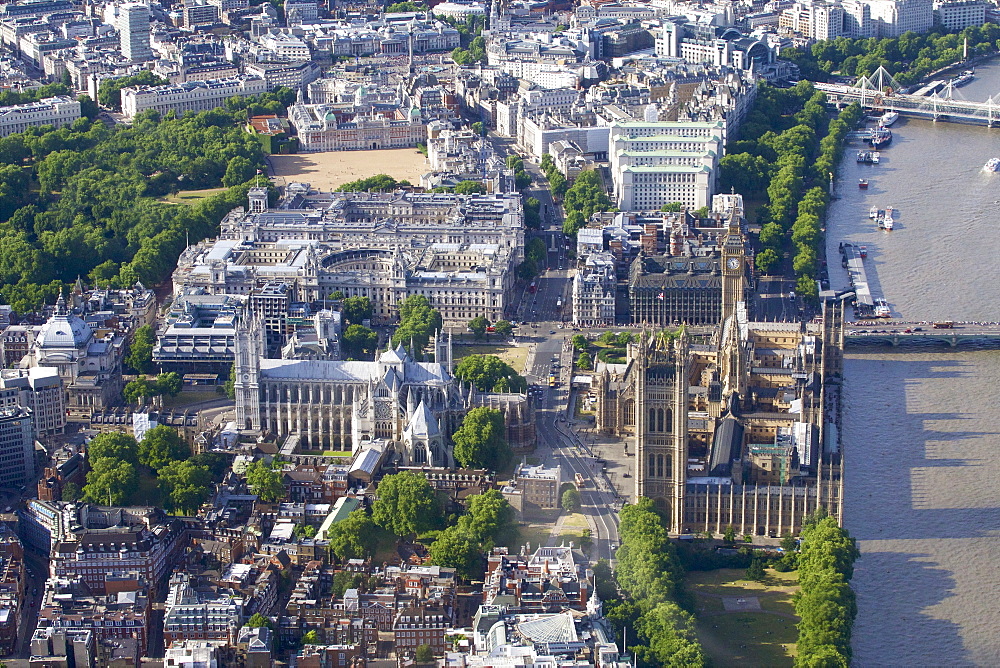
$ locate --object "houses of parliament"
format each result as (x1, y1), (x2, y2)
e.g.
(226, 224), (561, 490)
(593, 212), (845, 537)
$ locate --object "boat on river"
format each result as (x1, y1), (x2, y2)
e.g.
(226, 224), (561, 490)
(859, 179), (869, 189)
(870, 205), (879, 219)
(869, 127), (892, 149)
(984, 157), (1000, 172)
(880, 111), (899, 126)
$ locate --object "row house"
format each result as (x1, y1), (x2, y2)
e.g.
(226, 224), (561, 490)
(35, 575), (152, 656)
(50, 518), (187, 595)
(163, 572), (244, 647)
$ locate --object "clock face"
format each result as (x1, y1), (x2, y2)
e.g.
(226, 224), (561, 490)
(727, 257), (740, 270)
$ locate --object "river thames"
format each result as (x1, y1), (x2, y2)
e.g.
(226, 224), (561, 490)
(825, 62), (1000, 665)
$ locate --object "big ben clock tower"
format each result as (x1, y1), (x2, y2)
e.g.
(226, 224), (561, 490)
(720, 211), (746, 324)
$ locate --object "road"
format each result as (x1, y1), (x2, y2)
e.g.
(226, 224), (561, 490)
(521, 328), (621, 564)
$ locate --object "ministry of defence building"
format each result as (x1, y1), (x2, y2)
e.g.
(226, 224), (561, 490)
(172, 188), (524, 326)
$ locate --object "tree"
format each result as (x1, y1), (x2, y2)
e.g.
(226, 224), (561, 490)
(126, 324), (155, 373)
(61, 481), (82, 502)
(471, 121), (484, 136)
(571, 334), (589, 350)
(246, 613), (271, 629)
(429, 525), (481, 579)
(452, 407), (512, 471)
(463, 490), (515, 544)
(301, 630), (321, 645)
(415, 644), (435, 662)
(391, 295), (442, 359)
(87, 432), (139, 466)
(454, 355), (526, 393)
(454, 180), (485, 195)
(123, 376), (154, 405)
(577, 351), (592, 370)
(492, 320), (513, 337)
(158, 460), (212, 514)
(468, 315), (489, 340)
(342, 324), (378, 360)
(83, 458), (138, 506)
(756, 248), (781, 275)
(224, 363), (236, 399)
(781, 534), (799, 553)
(98, 71), (167, 110)
(561, 486), (582, 513)
(328, 509), (379, 561)
(723, 525), (737, 545)
(659, 202), (683, 212)
(139, 425), (190, 471)
(155, 372), (183, 397)
(295, 524), (317, 538)
(223, 156), (255, 187)
(341, 296), (373, 325)
(330, 290), (345, 300)
(746, 558), (766, 581)
(371, 471), (440, 537)
(245, 460), (285, 502)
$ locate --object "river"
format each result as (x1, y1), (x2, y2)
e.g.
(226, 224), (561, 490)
(824, 62), (1000, 665)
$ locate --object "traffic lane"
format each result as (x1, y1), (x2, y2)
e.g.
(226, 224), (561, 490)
(538, 420), (615, 562)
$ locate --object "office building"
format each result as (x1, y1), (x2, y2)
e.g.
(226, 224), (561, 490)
(0, 367), (65, 437)
(0, 407), (33, 490)
(118, 3), (152, 62)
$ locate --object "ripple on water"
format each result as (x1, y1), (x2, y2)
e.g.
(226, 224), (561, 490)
(827, 64), (1000, 665)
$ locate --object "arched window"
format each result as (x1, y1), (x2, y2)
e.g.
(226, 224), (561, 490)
(648, 453), (656, 477)
(664, 409), (673, 432)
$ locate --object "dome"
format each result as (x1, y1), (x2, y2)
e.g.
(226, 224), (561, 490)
(36, 312), (93, 350)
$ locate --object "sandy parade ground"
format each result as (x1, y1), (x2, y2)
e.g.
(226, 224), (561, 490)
(268, 148), (430, 191)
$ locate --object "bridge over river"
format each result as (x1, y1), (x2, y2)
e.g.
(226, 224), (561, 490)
(815, 66), (1000, 126)
(844, 321), (1000, 348)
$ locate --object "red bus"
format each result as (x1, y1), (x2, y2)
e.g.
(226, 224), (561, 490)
(529, 282), (537, 294)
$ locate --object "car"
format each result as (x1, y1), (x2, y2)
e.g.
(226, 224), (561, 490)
(549, 330), (556, 334)
(32, 588), (37, 596)
(557, 324), (563, 329)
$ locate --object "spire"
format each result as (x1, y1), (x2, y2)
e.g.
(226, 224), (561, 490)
(56, 289), (67, 315)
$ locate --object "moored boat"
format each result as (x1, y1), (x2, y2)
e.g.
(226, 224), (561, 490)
(880, 111), (899, 126)
(869, 206), (879, 219)
(869, 127), (892, 149)
(872, 151), (880, 164)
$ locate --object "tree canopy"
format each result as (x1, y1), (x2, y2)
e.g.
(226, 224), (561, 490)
(0, 101), (272, 312)
(341, 296), (373, 325)
(452, 407), (512, 471)
(391, 295), (442, 359)
(327, 508), (379, 561)
(158, 460), (212, 514)
(245, 459), (285, 502)
(138, 425), (191, 472)
(372, 471), (441, 537)
(454, 355), (527, 393)
(126, 324), (155, 373)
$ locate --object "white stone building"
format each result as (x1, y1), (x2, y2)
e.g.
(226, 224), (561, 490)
(609, 120), (723, 212)
(933, 0), (986, 29)
(171, 189), (524, 326)
(288, 102), (426, 152)
(0, 96), (80, 138)
(19, 294), (125, 418)
(572, 253), (617, 328)
(120, 77), (268, 119)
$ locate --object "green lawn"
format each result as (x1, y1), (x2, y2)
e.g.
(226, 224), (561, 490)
(159, 187), (229, 204)
(453, 344), (529, 375)
(696, 612), (799, 668)
(688, 568), (800, 667)
(160, 389), (221, 408)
